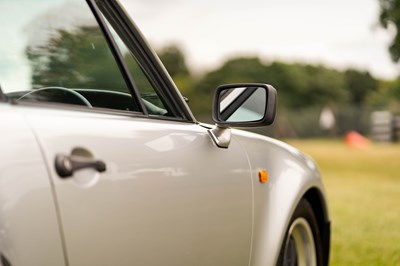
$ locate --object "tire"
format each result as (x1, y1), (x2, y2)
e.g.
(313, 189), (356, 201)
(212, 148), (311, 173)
(276, 198), (324, 266)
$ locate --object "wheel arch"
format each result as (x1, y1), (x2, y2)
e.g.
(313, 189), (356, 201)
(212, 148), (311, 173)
(303, 188), (331, 266)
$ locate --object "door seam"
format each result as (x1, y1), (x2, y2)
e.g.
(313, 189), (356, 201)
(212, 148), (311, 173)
(22, 114), (70, 266)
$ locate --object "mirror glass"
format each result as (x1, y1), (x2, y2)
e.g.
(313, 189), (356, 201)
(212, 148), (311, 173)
(219, 86), (266, 122)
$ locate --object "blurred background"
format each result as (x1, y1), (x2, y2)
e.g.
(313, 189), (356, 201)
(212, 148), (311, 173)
(119, 0), (400, 139)
(120, 0), (400, 265)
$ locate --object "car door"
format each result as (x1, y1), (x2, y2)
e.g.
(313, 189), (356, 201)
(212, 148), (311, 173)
(26, 107), (253, 266)
(1, 0), (253, 265)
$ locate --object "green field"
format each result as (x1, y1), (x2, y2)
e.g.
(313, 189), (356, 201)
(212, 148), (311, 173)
(287, 139), (400, 266)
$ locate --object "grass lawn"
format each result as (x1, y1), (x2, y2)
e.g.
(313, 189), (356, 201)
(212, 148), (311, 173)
(287, 139), (400, 266)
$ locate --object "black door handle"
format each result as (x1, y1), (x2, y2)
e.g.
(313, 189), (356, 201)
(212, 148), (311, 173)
(55, 154), (106, 178)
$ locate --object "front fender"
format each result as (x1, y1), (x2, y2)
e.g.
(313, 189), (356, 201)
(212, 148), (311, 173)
(233, 130), (328, 266)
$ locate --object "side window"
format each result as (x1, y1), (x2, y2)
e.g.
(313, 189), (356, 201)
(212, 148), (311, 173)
(104, 22), (171, 116)
(0, 0), (140, 112)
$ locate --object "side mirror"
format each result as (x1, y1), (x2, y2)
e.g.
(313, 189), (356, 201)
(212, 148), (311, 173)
(212, 83), (277, 127)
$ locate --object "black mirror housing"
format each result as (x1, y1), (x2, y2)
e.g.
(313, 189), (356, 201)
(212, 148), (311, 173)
(212, 83), (277, 127)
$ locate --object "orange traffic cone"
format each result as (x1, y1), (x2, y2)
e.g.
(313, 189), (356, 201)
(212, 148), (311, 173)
(344, 131), (370, 149)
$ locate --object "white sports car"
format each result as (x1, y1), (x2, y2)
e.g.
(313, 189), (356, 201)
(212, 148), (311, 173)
(0, 0), (330, 265)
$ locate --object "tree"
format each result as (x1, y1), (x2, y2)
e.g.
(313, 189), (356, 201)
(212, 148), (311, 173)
(264, 63), (348, 108)
(191, 57), (350, 116)
(344, 70), (378, 105)
(158, 45), (190, 78)
(158, 44), (193, 95)
(379, 0), (400, 62)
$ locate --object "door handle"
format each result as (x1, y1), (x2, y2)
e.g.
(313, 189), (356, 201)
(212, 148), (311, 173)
(55, 154), (106, 178)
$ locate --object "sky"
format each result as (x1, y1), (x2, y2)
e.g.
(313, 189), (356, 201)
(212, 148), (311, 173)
(119, 0), (399, 80)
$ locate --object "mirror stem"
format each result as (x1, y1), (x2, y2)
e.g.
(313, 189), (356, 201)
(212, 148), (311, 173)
(208, 125), (231, 148)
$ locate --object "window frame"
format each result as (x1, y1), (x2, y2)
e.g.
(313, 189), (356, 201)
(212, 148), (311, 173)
(92, 0), (195, 122)
(87, 0), (148, 115)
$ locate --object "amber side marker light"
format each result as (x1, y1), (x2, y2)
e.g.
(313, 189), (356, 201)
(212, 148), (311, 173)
(259, 170), (268, 183)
